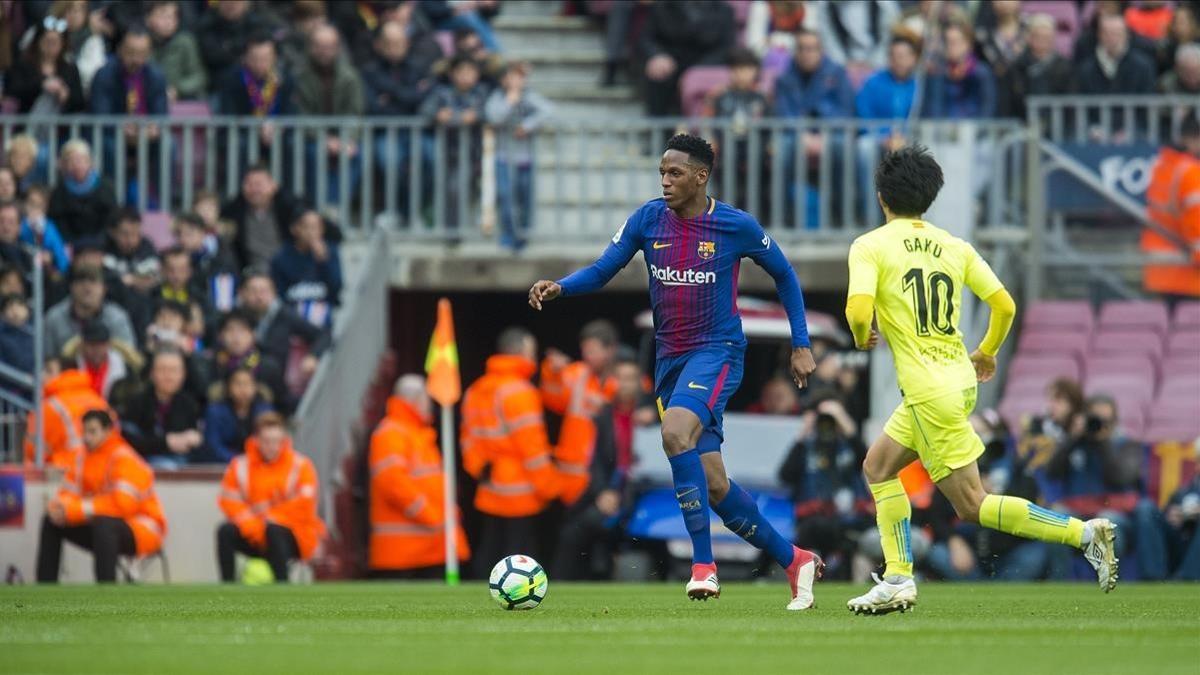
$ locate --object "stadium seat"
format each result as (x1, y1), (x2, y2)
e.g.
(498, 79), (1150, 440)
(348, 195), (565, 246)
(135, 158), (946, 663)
(1143, 419), (1200, 444)
(1091, 329), (1164, 362)
(140, 211), (175, 251)
(1003, 372), (1065, 399)
(1159, 374), (1200, 401)
(679, 66), (731, 118)
(1009, 354), (1082, 380)
(1024, 300), (1093, 332)
(1086, 354), (1158, 390)
(1161, 354), (1200, 381)
(1099, 300), (1170, 335)
(1118, 405), (1148, 440)
(1018, 329), (1088, 359)
(1085, 372), (1154, 401)
(1173, 301), (1200, 329)
(1166, 329), (1200, 355)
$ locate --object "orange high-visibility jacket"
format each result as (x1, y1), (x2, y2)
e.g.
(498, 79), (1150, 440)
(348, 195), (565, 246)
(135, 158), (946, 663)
(25, 370), (112, 469)
(218, 436), (327, 560)
(368, 396), (470, 570)
(539, 359), (612, 505)
(56, 431), (167, 556)
(1143, 146), (1200, 297)
(461, 354), (559, 517)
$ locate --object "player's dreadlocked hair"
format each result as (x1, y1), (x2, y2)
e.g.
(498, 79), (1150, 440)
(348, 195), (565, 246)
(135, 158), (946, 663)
(665, 134), (715, 172)
(874, 144), (944, 218)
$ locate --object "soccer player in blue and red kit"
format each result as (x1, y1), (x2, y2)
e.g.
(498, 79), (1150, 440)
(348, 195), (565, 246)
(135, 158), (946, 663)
(529, 134), (823, 609)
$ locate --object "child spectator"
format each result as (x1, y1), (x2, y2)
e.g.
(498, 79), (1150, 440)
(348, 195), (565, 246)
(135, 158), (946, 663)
(485, 62), (553, 251)
(431, 28), (505, 90)
(119, 346), (206, 468)
(271, 210), (342, 328)
(202, 367), (273, 463)
(420, 55), (489, 229)
(47, 140), (118, 244)
(175, 212), (238, 314)
(147, 0), (208, 102)
(20, 184), (70, 275)
(707, 48), (771, 213)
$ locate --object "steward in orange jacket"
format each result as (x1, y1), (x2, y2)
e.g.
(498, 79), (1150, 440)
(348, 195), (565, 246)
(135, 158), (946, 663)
(36, 409), (166, 582)
(216, 412), (326, 583)
(1143, 117), (1200, 298)
(539, 320), (620, 505)
(368, 376), (470, 576)
(25, 368), (112, 469)
(461, 328), (558, 574)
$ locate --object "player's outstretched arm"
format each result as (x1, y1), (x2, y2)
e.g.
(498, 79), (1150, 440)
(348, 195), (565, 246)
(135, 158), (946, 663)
(529, 215), (643, 311)
(970, 288), (1017, 383)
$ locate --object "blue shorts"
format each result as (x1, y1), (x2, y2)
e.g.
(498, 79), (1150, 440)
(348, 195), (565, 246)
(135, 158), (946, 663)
(654, 343), (744, 454)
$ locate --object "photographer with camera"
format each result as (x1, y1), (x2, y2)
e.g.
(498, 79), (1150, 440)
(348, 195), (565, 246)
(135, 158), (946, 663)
(777, 391), (869, 579)
(1038, 394), (1143, 577)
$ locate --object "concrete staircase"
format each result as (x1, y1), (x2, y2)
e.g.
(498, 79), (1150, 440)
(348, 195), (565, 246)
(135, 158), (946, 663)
(492, 1), (656, 233)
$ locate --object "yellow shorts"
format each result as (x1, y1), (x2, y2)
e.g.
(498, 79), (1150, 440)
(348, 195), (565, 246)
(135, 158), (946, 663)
(883, 386), (985, 482)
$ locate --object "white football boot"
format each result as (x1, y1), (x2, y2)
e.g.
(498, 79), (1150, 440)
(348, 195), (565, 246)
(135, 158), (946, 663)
(1082, 518), (1120, 593)
(686, 563), (720, 601)
(785, 546), (824, 611)
(847, 573), (918, 615)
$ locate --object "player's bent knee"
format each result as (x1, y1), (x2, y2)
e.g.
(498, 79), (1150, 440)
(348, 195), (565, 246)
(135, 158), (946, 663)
(660, 411), (701, 456)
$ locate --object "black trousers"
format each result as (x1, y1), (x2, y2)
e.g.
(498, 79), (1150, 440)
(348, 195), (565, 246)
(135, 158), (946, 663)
(552, 503), (616, 581)
(216, 522), (299, 583)
(472, 513), (540, 577)
(37, 515), (136, 583)
(368, 565), (444, 580)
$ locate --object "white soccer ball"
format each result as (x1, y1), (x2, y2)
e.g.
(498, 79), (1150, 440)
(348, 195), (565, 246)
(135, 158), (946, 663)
(488, 554), (549, 610)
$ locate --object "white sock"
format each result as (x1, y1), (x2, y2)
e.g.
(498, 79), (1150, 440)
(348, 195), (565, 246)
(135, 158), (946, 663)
(1080, 522), (1094, 547)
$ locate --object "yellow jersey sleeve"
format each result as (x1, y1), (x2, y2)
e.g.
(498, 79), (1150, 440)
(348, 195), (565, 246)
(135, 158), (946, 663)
(847, 239), (879, 298)
(962, 242), (1005, 300)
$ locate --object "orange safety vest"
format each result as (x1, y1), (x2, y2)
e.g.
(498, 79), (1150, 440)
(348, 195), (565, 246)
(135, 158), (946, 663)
(25, 370), (112, 469)
(218, 437), (327, 560)
(57, 431), (167, 556)
(539, 359), (612, 505)
(1143, 146), (1200, 297)
(461, 354), (559, 517)
(368, 396), (470, 571)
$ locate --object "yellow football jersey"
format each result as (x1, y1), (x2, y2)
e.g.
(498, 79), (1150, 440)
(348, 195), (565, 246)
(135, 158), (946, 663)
(847, 218), (1005, 404)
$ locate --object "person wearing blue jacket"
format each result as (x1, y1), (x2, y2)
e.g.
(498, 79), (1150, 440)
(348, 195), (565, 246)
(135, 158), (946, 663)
(201, 367), (273, 464)
(855, 34), (920, 223)
(773, 29), (855, 229)
(19, 184), (69, 274)
(269, 209), (342, 329)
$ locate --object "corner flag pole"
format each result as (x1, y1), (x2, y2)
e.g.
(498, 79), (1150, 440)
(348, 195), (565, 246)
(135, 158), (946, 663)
(425, 298), (462, 586)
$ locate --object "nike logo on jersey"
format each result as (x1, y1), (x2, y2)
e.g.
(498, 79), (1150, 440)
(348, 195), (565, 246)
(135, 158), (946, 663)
(652, 241), (671, 249)
(687, 381), (708, 390)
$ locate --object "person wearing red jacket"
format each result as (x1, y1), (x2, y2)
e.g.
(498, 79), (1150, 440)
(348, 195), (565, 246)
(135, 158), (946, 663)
(216, 412), (326, 582)
(368, 374), (470, 578)
(36, 409), (167, 582)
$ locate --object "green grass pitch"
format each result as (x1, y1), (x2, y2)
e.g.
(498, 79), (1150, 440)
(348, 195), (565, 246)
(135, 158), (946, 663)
(2, 582), (1197, 674)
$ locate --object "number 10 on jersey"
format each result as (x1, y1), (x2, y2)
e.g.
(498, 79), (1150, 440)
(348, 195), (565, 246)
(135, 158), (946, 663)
(902, 268), (956, 337)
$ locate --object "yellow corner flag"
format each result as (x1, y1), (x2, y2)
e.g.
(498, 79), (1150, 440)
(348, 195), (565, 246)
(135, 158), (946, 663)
(425, 298), (461, 407)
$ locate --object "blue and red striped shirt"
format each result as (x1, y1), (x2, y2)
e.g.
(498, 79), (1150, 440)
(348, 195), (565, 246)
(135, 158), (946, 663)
(558, 197), (810, 357)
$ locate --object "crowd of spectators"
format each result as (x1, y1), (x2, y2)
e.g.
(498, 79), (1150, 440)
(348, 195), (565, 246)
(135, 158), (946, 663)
(0, 0), (551, 248)
(594, 0), (1198, 124)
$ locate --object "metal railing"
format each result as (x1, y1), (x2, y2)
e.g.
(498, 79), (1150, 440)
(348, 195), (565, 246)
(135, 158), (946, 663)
(1027, 95), (1200, 145)
(1, 115), (1025, 246)
(291, 228), (391, 523)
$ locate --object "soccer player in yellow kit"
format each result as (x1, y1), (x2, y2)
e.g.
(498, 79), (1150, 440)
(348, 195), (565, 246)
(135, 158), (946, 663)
(844, 146), (1119, 614)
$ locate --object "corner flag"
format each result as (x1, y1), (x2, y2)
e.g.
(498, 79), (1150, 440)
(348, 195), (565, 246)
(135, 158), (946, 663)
(425, 298), (462, 585)
(425, 298), (461, 406)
